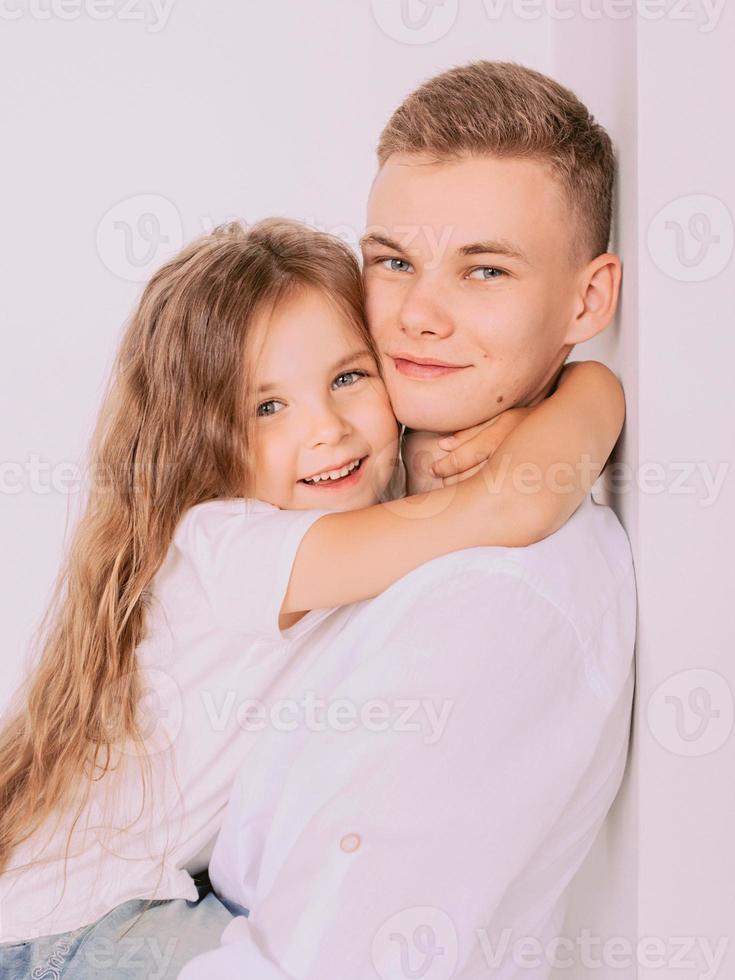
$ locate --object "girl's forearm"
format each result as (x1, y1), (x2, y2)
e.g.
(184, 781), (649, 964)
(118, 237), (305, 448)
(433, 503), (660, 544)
(470, 359), (626, 542)
(283, 362), (624, 613)
(347, 361), (623, 539)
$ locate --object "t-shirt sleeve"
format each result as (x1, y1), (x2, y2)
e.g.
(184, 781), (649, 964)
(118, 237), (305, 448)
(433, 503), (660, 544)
(172, 499), (336, 640)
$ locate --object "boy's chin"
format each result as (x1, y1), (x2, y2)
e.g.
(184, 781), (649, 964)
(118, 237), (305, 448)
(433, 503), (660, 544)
(396, 405), (486, 435)
(388, 383), (487, 434)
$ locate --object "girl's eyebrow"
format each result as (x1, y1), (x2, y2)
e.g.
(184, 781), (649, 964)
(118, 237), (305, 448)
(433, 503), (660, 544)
(256, 349), (374, 396)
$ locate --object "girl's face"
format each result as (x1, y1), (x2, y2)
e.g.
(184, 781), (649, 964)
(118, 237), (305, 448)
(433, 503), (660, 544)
(250, 287), (400, 511)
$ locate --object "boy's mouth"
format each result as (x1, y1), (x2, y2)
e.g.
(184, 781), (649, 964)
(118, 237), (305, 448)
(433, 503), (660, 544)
(392, 356), (468, 380)
(300, 456), (367, 489)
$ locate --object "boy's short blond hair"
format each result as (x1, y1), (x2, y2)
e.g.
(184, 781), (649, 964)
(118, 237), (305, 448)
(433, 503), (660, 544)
(377, 61), (615, 263)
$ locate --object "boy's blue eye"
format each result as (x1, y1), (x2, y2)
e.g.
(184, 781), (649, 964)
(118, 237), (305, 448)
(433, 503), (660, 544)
(256, 399), (283, 417)
(378, 257), (413, 273)
(467, 266), (506, 280)
(333, 370), (367, 388)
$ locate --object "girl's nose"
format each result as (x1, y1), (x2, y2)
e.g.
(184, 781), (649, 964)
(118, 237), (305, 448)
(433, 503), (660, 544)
(305, 401), (353, 448)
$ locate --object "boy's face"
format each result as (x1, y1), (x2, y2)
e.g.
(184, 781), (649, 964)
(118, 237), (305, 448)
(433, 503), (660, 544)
(362, 153), (585, 434)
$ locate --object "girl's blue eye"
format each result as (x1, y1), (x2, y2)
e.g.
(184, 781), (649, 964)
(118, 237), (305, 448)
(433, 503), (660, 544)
(333, 370), (367, 389)
(467, 266), (506, 280)
(256, 399), (283, 418)
(379, 257), (413, 274)
(256, 370), (368, 416)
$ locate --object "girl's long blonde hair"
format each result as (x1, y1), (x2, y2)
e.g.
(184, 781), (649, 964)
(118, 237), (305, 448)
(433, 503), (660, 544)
(0, 218), (377, 873)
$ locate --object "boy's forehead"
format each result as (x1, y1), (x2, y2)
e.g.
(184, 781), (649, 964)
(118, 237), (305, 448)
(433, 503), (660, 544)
(365, 152), (569, 262)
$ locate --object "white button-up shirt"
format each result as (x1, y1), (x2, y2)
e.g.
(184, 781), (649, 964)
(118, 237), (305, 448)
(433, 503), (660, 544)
(179, 494), (637, 980)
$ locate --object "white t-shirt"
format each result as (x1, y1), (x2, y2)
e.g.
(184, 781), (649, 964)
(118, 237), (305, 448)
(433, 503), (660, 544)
(180, 495), (637, 980)
(0, 498), (353, 943)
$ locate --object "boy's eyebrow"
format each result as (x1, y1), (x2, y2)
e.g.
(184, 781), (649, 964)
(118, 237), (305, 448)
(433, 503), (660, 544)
(256, 349), (374, 395)
(360, 233), (403, 252)
(457, 239), (529, 264)
(360, 232), (528, 264)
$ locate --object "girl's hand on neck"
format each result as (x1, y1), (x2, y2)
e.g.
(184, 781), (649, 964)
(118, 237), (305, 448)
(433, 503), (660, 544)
(402, 407), (535, 494)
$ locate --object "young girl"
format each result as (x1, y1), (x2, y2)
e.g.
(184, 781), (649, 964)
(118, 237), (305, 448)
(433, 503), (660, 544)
(0, 219), (624, 977)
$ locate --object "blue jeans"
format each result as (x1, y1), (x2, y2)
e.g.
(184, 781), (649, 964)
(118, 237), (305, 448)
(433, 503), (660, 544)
(0, 877), (236, 979)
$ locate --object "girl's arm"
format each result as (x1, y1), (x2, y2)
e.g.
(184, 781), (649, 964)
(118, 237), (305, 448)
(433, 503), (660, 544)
(282, 360), (625, 616)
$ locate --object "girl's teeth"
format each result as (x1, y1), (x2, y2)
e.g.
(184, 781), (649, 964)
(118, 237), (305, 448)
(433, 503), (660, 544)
(305, 459), (360, 484)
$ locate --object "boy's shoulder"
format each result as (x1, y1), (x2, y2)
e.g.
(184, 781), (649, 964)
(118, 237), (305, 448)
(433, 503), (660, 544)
(509, 494), (636, 638)
(368, 494), (635, 654)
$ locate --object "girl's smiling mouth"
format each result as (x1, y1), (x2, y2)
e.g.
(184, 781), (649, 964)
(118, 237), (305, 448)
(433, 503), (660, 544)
(300, 456), (367, 489)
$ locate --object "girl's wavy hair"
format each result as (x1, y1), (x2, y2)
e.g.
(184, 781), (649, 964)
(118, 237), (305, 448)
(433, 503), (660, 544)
(0, 218), (378, 873)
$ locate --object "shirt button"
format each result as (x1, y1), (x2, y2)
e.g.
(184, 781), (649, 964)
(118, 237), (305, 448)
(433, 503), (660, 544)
(339, 833), (361, 853)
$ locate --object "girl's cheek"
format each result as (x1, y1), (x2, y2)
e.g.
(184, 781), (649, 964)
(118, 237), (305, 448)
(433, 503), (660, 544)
(253, 443), (277, 494)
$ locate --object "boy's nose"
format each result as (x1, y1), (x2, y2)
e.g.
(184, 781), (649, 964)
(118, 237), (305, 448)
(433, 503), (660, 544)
(397, 281), (454, 340)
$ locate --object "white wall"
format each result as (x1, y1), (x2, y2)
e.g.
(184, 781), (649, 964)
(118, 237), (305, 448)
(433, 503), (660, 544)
(0, 1), (552, 701)
(553, 3), (735, 978)
(635, 5), (734, 978)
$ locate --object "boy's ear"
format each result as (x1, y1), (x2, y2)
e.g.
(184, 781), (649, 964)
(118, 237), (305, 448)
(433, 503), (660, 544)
(563, 253), (622, 345)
